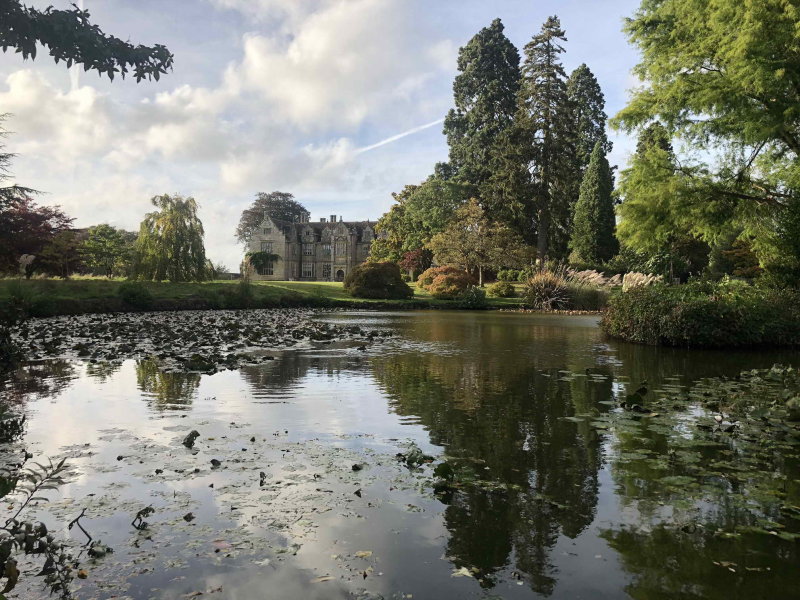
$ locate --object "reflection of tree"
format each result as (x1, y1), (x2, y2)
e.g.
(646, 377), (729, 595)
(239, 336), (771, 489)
(84, 361), (122, 383)
(135, 359), (199, 408)
(603, 525), (799, 600)
(0, 360), (76, 404)
(370, 345), (611, 594)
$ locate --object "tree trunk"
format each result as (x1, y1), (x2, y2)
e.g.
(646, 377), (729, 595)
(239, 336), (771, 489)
(536, 209), (550, 263)
(478, 265), (483, 286)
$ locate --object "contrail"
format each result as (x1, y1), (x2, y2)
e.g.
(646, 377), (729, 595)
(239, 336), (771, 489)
(355, 117), (444, 155)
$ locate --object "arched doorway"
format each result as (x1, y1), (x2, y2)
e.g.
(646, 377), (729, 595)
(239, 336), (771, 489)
(335, 269), (345, 282)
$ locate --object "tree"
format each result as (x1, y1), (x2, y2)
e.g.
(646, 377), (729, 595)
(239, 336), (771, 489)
(398, 249), (432, 280)
(490, 16), (575, 260)
(36, 230), (83, 278)
(83, 224), (133, 278)
(614, 0), (800, 279)
(566, 65), (611, 224)
(132, 194), (208, 282)
(617, 123), (708, 279)
(443, 18), (521, 199)
(428, 199), (531, 285)
(368, 178), (470, 262)
(0, 1), (173, 82)
(0, 196), (73, 276)
(236, 192), (309, 244)
(567, 65), (611, 172)
(570, 142), (618, 264)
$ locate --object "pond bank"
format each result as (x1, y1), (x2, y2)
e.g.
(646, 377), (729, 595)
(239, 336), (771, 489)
(0, 278), (524, 318)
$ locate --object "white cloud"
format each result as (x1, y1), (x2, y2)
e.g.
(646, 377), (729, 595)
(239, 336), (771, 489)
(0, 0), (457, 270)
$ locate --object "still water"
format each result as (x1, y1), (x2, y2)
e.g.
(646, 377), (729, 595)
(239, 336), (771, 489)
(2, 310), (799, 599)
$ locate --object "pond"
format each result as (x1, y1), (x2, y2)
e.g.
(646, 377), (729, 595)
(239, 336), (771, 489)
(1, 310), (799, 599)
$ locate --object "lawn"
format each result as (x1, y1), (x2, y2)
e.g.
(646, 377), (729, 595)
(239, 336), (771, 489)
(0, 277), (526, 316)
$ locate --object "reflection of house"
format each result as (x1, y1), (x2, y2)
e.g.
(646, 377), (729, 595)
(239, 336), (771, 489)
(247, 213), (377, 281)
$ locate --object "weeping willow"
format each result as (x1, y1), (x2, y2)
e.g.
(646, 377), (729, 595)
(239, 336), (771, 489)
(132, 194), (209, 282)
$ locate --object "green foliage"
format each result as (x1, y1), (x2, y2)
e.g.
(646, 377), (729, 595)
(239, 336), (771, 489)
(614, 0), (800, 281)
(496, 269), (520, 282)
(570, 142), (618, 264)
(428, 198), (531, 285)
(36, 230), (83, 278)
(487, 280), (515, 298)
(245, 251), (280, 273)
(601, 280), (800, 347)
(117, 282), (154, 310)
(0, 1), (173, 82)
(132, 194), (209, 282)
(516, 16), (575, 259)
(236, 191), (308, 243)
(369, 178), (470, 262)
(83, 224), (134, 278)
(443, 18), (520, 195)
(343, 262), (413, 300)
(428, 271), (476, 300)
(456, 285), (488, 309)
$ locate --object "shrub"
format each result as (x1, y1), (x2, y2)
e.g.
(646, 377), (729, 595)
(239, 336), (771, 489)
(487, 280), (515, 298)
(117, 282), (154, 309)
(523, 271), (570, 310)
(517, 269), (530, 282)
(601, 280), (800, 347)
(417, 265), (466, 290)
(457, 285), (488, 309)
(428, 271), (476, 299)
(497, 269), (519, 282)
(344, 262), (413, 299)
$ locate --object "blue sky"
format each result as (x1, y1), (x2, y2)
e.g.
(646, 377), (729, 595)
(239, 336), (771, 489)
(0, 0), (643, 269)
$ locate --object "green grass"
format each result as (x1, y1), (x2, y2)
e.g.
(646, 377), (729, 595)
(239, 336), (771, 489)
(0, 277), (527, 316)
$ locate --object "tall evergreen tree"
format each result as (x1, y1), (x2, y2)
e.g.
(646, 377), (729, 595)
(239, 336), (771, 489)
(515, 16), (574, 260)
(567, 64), (611, 171)
(570, 142), (618, 264)
(443, 18), (521, 199)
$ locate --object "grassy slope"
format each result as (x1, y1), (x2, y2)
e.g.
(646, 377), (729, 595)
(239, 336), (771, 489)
(0, 277), (525, 314)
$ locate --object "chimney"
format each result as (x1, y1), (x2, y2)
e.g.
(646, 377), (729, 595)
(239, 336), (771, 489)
(320, 217), (326, 223)
(330, 214), (336, 223)
(338, 215), (343, 222)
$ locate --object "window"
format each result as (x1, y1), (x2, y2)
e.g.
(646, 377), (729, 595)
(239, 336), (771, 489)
(260, 241), (273, 252)
(363, 229), (372, 241)
(303, 245), (313, 256)
(335, 241), (346, 255)
(262, 227), (272, 235)
(322, 243), (331, 255)
(302, 263), (313, 278)
(322, 264), (331, 279)
(292, 245), (297, 256)
(257, 262), (273, 276)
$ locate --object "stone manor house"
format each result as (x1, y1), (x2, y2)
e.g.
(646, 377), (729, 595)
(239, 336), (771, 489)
(246, 213), (379, 281)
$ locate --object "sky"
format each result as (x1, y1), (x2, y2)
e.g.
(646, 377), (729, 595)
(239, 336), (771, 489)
(0, 0), (643, 270)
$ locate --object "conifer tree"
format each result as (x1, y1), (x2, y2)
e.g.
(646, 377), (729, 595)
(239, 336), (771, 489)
(570, 142), (618, 264)
(567, 64), (610, 172)
(443, 18), (521, 198)
(514, 16), (574, 260)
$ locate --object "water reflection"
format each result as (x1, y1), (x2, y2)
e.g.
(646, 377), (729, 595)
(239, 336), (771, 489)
(135, 359), (199, 408)
(1, 310), (798, 599)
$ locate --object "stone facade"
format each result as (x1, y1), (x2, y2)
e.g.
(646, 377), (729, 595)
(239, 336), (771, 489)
(246, 214), (377, 281)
